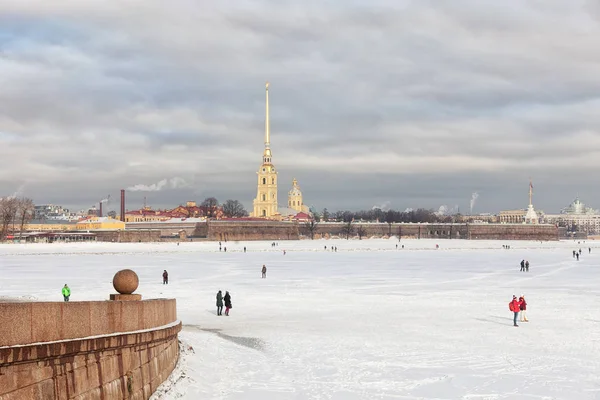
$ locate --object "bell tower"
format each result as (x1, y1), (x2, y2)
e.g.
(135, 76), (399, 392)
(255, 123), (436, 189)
(252, 82), (278, 218)
(288, 178), (304, 212)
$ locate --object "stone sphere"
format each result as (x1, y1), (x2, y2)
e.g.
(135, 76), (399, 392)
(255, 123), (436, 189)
(112, 269), (139, 294)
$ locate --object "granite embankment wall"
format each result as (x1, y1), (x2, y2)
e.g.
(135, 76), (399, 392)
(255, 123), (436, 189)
(0, 299), (180, 400)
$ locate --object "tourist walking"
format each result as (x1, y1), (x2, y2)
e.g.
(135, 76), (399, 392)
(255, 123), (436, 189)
(163, 270), (169, 284)
(224, 291), (232, 316)
(520, 260), (525, 272)
(519, 295), (528, 322)
(262, 265), (267, 278)
(509, 295), (522, 327)
(62, 284), (71, 302)
(216, 290), (223, 316)
(589, 247), (592, 254)
(525, 261), (529, 272)
(576, 253), (580, 261)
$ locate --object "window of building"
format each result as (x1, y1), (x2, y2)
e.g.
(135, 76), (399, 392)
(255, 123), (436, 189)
(262, 194), (266, 201)
(262, 178), (266, 185)
(262, 210), (266, 217)
(272, 178), (275, 184)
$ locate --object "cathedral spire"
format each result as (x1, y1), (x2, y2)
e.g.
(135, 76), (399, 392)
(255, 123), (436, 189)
(265, 81), (270, 149)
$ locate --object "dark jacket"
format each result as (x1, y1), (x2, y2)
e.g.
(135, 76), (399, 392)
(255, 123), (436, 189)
(224, 293), (232, 308)
(163, 271), (168, 279)
(216, 292), (223, 307)
(519, 297), (527, 310)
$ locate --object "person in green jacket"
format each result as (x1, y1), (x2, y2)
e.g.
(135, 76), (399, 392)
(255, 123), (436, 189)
(62, 284), (71, 302)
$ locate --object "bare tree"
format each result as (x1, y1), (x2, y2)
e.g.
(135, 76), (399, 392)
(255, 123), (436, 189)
(201, 197), (219, 218)
(17, 197), (35, 241)
(222, 199), (248, 218)
(340, 221), (354, 240)
(310, 207), (321, 222)
(0, 197), (19, 241)
(385, 210), (395, 236)
(302, 220), (319, 239)
(356, 225), (366, 240)
(321, 208), (330, 222)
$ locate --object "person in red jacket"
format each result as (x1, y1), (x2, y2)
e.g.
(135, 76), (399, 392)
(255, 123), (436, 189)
(510, 295), (522, 327)
(519, 295), (528, 322)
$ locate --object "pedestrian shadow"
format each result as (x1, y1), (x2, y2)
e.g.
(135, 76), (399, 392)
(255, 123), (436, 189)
(488, 315), (512, 321)
(185, 325), (266, 352)
(584, 318), (600, 324)
(474, 318), (509, 326)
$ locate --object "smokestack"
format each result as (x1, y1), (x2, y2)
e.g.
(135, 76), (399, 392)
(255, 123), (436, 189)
(99, 202), (103, 218)
(120, 189), (125, 222)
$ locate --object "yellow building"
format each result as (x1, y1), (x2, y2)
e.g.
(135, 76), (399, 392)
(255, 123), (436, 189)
(25, 220), (77, 231)
(288, 178), (309, 213)
(251, 82), (279, 218)
(76, 216), (125, 231)
(499, 210), (526, 223)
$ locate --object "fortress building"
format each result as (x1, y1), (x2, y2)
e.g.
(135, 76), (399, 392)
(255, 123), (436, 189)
(250, 83), (310, 220)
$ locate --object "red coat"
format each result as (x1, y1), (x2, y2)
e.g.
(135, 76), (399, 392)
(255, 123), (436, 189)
(519, 298), (527, 310)
(511, 299), (522, 312)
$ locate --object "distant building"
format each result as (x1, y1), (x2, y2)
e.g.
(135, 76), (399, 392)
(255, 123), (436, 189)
(34, 204), (79, 221)
(26, 219), (77, 232)
(76, 216), (125, 231)
(499, 181), (543, 224)
(544, 198), (600, 234)
(125, 201), (218, 223)
(498, 210), (526, 223)
(249, 82), (310, 221)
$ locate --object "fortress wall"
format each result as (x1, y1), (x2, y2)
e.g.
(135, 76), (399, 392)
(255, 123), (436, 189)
(207, 221), (299, 241)
(95, 230), (163, 243)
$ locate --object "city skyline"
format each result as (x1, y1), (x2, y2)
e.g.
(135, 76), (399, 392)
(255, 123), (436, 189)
(2, 1), (600, 213)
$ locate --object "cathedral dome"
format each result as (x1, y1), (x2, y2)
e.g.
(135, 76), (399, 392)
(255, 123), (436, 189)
(288, 178), (302, 196)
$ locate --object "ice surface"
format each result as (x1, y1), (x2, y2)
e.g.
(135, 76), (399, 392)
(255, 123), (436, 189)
(1, 239), (600, 399)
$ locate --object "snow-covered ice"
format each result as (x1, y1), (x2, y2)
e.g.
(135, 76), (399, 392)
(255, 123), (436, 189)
(2, 239), (600, 399)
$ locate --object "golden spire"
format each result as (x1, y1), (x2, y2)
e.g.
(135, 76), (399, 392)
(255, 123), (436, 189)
(265, 81), (270, 149)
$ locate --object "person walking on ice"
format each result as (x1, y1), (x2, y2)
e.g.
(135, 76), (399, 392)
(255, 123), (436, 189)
(520, 260), (525, 272)
(519, 295), (528, 322)
(163, 270), (169, 284)
(262, 265), (267, 278)
(62, 284), (71, 302)
(509, 295), (523, 327)
(525, 260), (529, 272)
(216, 290), (223, 316)
(224, 291), (232, 316)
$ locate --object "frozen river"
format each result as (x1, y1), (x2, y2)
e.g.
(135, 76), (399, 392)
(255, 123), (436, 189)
(1, 238), (599, 399)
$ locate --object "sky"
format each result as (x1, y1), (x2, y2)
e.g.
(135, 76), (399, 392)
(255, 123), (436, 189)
(1, 0), (600, 215)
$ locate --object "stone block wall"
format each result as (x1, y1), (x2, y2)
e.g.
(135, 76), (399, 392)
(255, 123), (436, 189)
(309, 223), (557, 241)
(0, 299), (179, 400)
(207, 221), (299, 241)
(95, 230), (162, 243)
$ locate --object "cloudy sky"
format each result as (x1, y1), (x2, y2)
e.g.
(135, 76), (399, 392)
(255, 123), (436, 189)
(1, 0), (600, 214)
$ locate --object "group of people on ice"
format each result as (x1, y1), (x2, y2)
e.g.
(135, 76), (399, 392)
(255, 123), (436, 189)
(519, 260), (530, 272)
(216, 290), (232, 316)
(509, 295), (528, 327)
(572, 248), (591, 260)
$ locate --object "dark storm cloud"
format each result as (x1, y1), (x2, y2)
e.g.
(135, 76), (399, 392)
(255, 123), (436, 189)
(1, 0), (600, 213)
